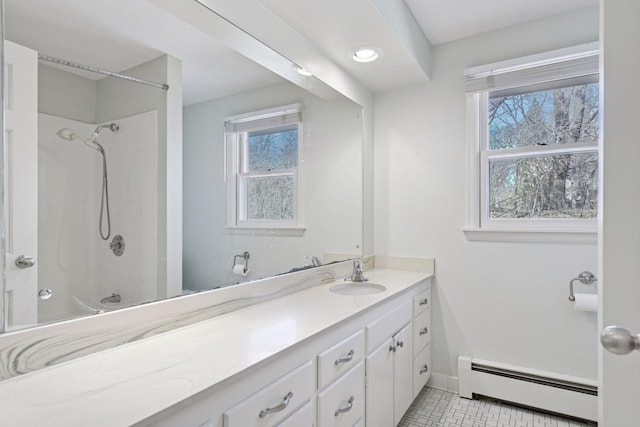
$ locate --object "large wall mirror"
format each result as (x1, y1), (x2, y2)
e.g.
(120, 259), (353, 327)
(2, 0), (362, 331)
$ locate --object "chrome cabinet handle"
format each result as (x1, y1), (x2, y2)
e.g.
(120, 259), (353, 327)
(396, 340), (404, 348)
(389, 344), (396, 352)
(335, 349), (355, 366)
(419, 298), (429, 306)
(15, 255), (35, 269)
(420, 364), (429, 374)
(419, 327), (429, 336)
(334, 396), (354, 416)
(601, 326), (640, 355)
(259, 391), (293, 418)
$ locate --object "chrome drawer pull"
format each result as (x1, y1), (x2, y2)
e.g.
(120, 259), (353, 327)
(419, 298), (429, 306)
(420, 364), (429, 375)
(334, 349), (355, 366)
(335, 396), (355, 416)
(259, 391), (293, 418)
(419, 327), (429, 336)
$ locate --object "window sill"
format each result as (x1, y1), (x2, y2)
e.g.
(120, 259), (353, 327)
(463, 227), (596, 244)
(226, 226), (306, 237)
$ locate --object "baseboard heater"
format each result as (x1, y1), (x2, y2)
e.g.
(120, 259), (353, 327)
(458, 356), (597, 422)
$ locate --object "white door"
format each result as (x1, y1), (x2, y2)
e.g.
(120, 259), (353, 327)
(599, 1), (640, 425)
(3, 40), (38, 329)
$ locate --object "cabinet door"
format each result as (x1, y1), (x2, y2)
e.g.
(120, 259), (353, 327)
(393, 323), (414, 426)
(365, 337), (394, 427)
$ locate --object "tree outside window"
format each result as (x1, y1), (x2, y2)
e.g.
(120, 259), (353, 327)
(486, 82), (599, 221)
(225, 104), (302, 229)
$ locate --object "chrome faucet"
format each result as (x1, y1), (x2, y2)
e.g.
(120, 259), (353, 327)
(349, 259), (368, 282)
(306, 256), (322, 267)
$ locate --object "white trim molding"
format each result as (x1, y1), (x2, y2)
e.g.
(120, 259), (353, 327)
(463, 228), (597, 244)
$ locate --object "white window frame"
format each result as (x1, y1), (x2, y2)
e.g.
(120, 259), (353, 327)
(225, 104), (305, 232)
(464, 43), (599, 243)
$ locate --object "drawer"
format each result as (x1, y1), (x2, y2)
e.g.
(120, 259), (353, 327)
(318, 330), (365, 389)
(366, 300), (412, 352)
(413, 344), (431, 398)
(413, 287), (431, 316)
(412, 309), (431, 357)
(275, 400), (313, 427)
(318, 361), (365, 427)
(224, 361), (313, 427)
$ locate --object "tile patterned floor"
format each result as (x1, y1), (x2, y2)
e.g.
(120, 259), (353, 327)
(398, 388), (596, 427)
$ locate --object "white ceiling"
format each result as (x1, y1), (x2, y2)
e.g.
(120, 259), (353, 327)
(4, 0), (283, 106)
(405, 0), (599, 46)
(3, 0), (600, 103)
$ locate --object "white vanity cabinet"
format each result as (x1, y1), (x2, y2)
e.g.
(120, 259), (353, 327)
(364, 300), (414, 427)
(136, 274), (433, 427)
(412, 286), (432, 397)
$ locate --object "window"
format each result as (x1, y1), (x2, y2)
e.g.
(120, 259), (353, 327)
(466, 44), (599, 237)
(225, 104), (303, 229)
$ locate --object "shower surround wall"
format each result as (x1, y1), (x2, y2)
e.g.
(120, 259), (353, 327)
(38, 112), (158, 322)
(36, 54), (181, 323)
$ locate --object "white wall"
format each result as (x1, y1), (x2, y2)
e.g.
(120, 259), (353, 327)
(38, 64), (97, 124)
(183, 82), (362, 290)
(374, 6), (600, 384)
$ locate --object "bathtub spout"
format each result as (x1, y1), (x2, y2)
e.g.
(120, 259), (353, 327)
(100, 293), (121, 304)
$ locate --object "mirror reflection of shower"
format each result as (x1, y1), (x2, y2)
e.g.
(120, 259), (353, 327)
(56, 123), (119, 242)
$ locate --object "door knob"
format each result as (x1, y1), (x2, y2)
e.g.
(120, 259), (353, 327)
(15, 255), (35, 269)
(601, 326), (640, 355)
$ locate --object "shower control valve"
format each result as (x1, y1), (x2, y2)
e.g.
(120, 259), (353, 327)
(109, 235), (125, 256)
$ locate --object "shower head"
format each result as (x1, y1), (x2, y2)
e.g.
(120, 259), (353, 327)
(56, 128), (77, 141)
(94, 123), (119, 134)
(87, 123), (119, 147)
(56, 127), (103, 152)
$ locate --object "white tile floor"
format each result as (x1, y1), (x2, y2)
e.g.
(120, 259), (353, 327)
(398, 388), (596, 427)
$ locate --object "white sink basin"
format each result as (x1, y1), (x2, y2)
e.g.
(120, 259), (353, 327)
(329, 282), (387, 295)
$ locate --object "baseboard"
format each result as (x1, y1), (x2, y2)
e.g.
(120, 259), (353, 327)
(427, 372), (459, 393)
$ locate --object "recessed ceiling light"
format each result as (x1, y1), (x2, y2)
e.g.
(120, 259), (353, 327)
(293, 64), (313, 77)
(351, 46), (383, 63)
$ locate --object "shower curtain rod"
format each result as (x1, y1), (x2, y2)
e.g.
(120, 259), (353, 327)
(38, 54), (170, 91)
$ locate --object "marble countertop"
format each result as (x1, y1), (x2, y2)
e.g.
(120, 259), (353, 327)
(0, 268), (432, 426)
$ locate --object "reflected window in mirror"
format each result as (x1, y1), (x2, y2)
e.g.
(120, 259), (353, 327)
(225, 104), (304, 229)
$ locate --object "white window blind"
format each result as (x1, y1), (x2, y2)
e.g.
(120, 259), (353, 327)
(465, 46), (599, 94)
(225, 107), (302, 133)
